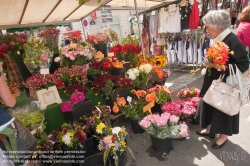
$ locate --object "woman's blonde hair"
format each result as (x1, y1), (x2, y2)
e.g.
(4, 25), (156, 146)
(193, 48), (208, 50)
(240, 5), (250, 21)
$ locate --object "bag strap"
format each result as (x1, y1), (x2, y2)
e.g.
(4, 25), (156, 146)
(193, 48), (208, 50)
(228, 64), (239, 86)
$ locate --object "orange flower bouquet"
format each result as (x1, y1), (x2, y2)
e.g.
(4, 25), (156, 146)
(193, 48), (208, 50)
(190, 41), (234, 76)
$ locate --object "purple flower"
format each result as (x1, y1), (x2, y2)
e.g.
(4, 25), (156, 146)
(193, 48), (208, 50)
(115, 142), (121, 148)
(60, 101), (72, 112)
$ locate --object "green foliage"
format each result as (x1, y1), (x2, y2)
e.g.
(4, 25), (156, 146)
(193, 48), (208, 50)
(122, 35), (139, 45)
(122, 101), (148, 119)
(155, 91), (171, 104)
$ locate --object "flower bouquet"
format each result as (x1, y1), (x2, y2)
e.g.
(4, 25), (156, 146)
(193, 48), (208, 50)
(139, 112), (189, 139)
(92, 73), (115, 97)
(60, 91), (86, 113)
(108, 28), (119, 45)
(37, 27), (60, 54)
(87, 33), (111, 45)
(23, 37), (51, 74)
(98, 126), (135, 166)
(190, 41), (234, 76)
(147, 85), (172, 104)
(0, 33), (27, 60)
(176, 87), (200, 99)
(53, 65), (89, 86)
(52, 121), (87, 149)
(0, 43), (8, 61)
(57, 43), (94, 68)
(127, 63), (155, 89)
(24, 73), (56, 90)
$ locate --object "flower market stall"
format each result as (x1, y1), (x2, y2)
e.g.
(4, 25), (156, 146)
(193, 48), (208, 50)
(0, 0), (198, 165)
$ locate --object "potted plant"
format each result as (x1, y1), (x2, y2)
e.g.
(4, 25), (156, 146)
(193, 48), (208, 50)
(139, 112), (189, 152)
(97, 126), (135, 166)
(92, 73), (115, 98)
(111, 60), (126, 76)
(60, 91), (92, 121)
(112, 90), (150, 134)
(86, 61), (101, 82)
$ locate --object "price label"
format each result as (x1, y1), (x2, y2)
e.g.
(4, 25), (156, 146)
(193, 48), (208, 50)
(108, 52), (114, 58)
(70, 43), (77, 49)
(40, 69), (49, 75)
(127, 96), (132, 103)
(143, 101), (155, 114)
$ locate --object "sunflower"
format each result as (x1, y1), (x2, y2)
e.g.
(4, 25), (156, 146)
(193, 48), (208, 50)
(151, 55), (167, 68)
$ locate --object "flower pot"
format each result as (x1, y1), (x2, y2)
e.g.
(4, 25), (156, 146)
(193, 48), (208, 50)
(64, 99), (92, 122)
(109, 151), (127, 166)
(135, 84), (154, 91)
(84, 136), (95, 158)
(104, 89), (128, 113)
(130, 118), (145, 134)
(80, 154), (110, 166)
(87, 73), (101, 82)
(150, 135), (173, 152)
(94, 43), (108, 57)
(111, 68), (125, 76)
(151, 103), (162, 114)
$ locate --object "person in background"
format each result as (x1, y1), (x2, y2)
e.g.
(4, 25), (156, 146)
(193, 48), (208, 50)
(0, 71), (16, 166)
(237, 5), (250, 51)
(195, 10), (249, 149)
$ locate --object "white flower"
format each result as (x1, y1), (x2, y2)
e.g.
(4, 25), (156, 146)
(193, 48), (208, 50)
(112, 127), (121, 135)
(127, 68), (139, 80)
(62, 133), (71, 146)
(127, 72), (136, 80)
(139, 64), (153, 74)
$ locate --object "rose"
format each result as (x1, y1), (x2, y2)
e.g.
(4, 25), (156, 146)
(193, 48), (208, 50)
(61, 101), (73, 112)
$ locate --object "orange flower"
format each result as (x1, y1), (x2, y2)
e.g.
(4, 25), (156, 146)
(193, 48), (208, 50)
(145, 93), (157, 102)
(135, 90), (147, 98)
(117, 97), (126, 106)
(112, 103), (119, 113)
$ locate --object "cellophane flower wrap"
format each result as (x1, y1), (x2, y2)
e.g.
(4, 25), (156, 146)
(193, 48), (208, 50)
(139, 113), (189, 139)
(98, 126), (135, 166)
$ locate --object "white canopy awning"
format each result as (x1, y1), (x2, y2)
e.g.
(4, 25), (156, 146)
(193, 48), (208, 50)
(0, 0), (178, 29)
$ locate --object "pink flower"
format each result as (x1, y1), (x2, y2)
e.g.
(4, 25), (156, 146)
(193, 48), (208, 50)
(69, 55), (75, 60)
(139, 119), (151, 128)
(40, 54), (49, 61)
(61, 101), (72, 112)
(70, 92), (85, 104)
(54, 57), (61, 62)
(169, 115), (179, 123)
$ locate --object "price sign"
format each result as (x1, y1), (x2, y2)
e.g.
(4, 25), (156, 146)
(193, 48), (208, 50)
(40, 69), (49, 75)
(143, 101), (155, 114)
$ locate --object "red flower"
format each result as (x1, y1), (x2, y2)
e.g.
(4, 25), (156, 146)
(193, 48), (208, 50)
(60, 101), (73, 112)
(102, 59), (113, 70)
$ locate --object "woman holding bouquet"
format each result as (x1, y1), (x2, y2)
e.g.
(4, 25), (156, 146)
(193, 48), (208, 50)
(195, 10), (249, 149)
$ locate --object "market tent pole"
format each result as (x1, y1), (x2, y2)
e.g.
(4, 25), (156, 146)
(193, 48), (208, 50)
(134, 0), (145, 60)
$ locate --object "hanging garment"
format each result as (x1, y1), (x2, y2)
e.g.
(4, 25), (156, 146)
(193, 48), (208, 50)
(142, 28), (150, 55)
(180, 3), (192, 30)
(187, 39), (193, 63)
(177, 37), (183, 63)
(158, 8), (168, 33)
(189, 0), (200, 29)
(149, 11), (159, 41)
(197, 42), (203, 64)
(143, 13), (149, 28)
(167, 42), (172, 63)
(165, 7), (181, 33)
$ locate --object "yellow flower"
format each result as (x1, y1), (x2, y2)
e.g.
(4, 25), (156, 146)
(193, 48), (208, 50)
(120, 141), (126, 147)
(110, 143), (115, 147)
(67, 132), (74, 137)
(96, 122), (106, 134)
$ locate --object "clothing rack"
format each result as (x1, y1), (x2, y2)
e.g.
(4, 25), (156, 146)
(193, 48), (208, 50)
(160, 29), (204, 72)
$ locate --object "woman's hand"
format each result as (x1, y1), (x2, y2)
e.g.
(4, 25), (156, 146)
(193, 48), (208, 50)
(203, 58), (216, 68)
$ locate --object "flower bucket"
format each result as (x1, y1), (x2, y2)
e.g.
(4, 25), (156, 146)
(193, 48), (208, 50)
(150, 135), (173, 152)
(87, 73), (101, 82)
(111, 68), (125, 76)
(130, 118), (145, 134)
(104, 89), (128, 112)
(64, 99), (92, 122)
(109, 151), (127, 166)
(151, 103), (162, 114)
(94, 43), (108, 57)
(80, 154), (110, 166)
